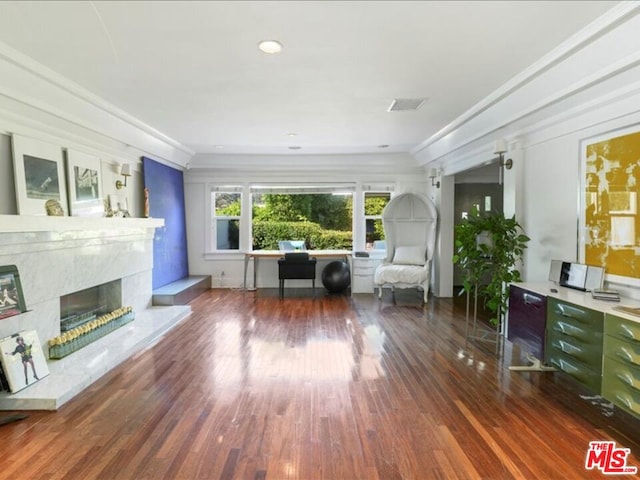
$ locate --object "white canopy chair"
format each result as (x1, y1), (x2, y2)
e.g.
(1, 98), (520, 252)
(373, 192), (438, 303)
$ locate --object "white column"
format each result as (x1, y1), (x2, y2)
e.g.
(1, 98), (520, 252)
(240, 184), (252, 252)
(352, 183), (365, 251)
(433, 173), (454, 298)
(502, 139), (526, 279)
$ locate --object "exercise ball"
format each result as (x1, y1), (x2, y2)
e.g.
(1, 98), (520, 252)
(322, 261), (351, 293)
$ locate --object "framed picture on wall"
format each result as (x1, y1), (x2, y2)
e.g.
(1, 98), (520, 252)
(579, 124), (640, 285)
(11, 134), (68, 216)
(0, 330), (49, 393)
(66, 149), (104, 217)
(0, 265), (26, 320)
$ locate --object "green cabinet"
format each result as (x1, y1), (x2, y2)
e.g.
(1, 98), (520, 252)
(515, 284), (640, 419)
(545, 297), (604, 393)
(603, 313), (640, 418)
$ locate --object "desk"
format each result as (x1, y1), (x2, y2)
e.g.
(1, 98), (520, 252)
(243, 250), (352, 290)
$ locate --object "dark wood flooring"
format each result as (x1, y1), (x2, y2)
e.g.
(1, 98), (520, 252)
(0, 288), (639, 479)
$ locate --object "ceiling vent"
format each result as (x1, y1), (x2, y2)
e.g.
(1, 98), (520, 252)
(387, 98), (427, 112)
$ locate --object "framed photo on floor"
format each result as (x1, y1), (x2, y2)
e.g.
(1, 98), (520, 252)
(66, 149), (104, 217)
(11, 134), (68, 216)
(0, 330), (49, 393)
(0, 265), (26, 321)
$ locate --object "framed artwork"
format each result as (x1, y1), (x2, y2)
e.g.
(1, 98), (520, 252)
(66, 149), (104, 217)
(0, 265), (26, 321)
(11, 134), (68, 216)
(0, 330), (49, 393)
(109, 194), (130, 217)
(580, 125), (640, 284)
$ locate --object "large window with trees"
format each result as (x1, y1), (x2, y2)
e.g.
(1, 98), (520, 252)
(212, 189), (241, 250)
(251, 188), (353, 250)
(364, 192), (391, 251)
(207, 184), (395, 253)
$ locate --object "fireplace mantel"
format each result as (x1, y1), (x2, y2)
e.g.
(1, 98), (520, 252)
(0, 214), (164, 233)
(0, 214), (165, 346)
(0, 212), (189, 410)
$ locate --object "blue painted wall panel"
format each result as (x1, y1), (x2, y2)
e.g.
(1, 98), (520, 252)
(142, 157), (189, 289)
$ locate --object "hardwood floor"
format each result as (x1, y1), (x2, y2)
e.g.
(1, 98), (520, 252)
(1, 289), (638, 479)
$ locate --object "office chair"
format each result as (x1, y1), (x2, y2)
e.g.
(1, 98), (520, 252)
(277, 252), (317, 298)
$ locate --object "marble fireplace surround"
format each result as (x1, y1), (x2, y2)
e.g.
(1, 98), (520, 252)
(0, 215), (191, 410)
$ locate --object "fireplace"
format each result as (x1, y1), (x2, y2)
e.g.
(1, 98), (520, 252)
(52, 279), (138, 359)
(60, 280), (122, 332)
(0, 216), (164, 360)
(0, 216), (193, 410)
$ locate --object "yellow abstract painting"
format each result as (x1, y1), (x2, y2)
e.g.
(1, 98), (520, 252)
(584, 129), (640, 278)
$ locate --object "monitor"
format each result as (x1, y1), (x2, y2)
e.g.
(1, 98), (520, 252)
(278, 240), (306, 251)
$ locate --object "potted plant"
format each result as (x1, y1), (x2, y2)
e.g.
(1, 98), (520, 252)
(452, 209), (530, 326)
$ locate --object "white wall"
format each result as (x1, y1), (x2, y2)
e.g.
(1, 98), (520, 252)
(431, 174), (454, 297)
(2, 2), (640, 301)
(0, 41), (192, 168)
(0, 39), (194, 218)
(0, 131), (149, 218)
(183, 156), (429, 289)
(521, 135), (582, 280)
(184, 181), (208, 279)
(412, 4), (640, 169)
(522, 103), (640, 297)
(418, 4), (640, 300)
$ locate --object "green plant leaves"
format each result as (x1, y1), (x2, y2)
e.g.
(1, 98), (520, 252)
(453, 210), (530, 326)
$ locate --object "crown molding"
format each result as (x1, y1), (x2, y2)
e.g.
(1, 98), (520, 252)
(0, 39), (194, 159)
(506, 80), (640, 150)
(188, 152), (423, 174)
(411, 1), (640, 162)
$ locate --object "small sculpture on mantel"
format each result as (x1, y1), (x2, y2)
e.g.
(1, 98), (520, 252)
(143, 187), (150, 218)
(104, 199), (114, 218)
(44, 199), (64, 216)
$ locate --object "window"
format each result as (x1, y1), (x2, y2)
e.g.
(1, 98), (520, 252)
(207, 184), (397, 253)
(364, 192), (391, 251)
(212, 190), (241, 250)
(250, 185), (354, 250)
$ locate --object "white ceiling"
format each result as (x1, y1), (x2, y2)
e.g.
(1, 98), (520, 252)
(0, 1), (617, 156)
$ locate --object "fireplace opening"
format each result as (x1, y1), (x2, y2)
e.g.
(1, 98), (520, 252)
(60, 280), (122, 332)
(52, 279), (133, 359)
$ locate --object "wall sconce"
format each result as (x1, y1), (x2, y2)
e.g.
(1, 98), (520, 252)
(115, 163), (131, 189)
(493, 139), (513, 170)
(493, 139), (513, 185)
(428, 168), (440, 189)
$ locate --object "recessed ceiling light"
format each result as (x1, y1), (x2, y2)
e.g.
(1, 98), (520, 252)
(287, 133), (297, 137)
(258, 40), (283, 54)
(288, 146), (302, 150)
(214, 145), (224, 149)
(378, 144), (389, 149)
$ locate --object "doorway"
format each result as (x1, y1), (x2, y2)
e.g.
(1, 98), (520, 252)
(453, 163), (503, 292)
